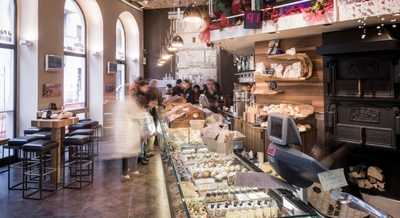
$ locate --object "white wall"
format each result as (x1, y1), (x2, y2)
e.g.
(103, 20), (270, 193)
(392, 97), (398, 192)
(77, 0), (104, 125)
(175, 21), (217, 85)
(17, 0), (39, 135)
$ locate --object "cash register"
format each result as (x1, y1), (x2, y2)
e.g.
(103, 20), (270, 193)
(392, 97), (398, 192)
(266, 113), (391, 218)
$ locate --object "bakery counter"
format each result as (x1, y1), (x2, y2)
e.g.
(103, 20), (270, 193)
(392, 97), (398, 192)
(232, 116), (317, 156)
(162, 141), (320, 218)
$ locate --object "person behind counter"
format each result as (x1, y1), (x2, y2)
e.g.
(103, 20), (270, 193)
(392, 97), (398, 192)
(172, 79), (184, 96)
(204, 79), (222, 112)
(149, 79), (162, 105)
(192, 85), (201, 104)
(182, 79), (195, 104)
(165, 84), (173, 95)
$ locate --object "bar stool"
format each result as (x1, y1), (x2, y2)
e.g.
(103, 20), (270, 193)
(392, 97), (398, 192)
(69, 120), (101, 155)
(24, 127), (50, 135)
(0, 138), (9, 174)
(68, 128), (94, 136)
(3, 135), (41, 190)
(63, 135), (94, 189)
(31, 131), (52, 140)
(22, 140), (58, 200)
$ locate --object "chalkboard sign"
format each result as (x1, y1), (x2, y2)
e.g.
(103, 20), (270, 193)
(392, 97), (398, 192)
(45, 55), (63, 72)
(244, 11), (263, 29)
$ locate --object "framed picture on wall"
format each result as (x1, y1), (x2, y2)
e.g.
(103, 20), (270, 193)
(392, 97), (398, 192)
(45, 55), (63, 72)
(42, 83), (61, 98)
(107, 61), (118, 74)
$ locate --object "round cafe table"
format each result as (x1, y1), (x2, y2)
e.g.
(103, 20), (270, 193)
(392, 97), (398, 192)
(31, 117), (79, 184)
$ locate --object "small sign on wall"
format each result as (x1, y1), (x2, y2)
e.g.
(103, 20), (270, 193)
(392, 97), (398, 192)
(42, 83), (61, 98)
(244, 11), (263, 29)
(107, 61), (118, 74)
(45, 55), (63, 72)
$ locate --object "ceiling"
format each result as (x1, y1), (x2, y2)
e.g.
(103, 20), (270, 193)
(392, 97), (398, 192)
(126, 0), (208, 9)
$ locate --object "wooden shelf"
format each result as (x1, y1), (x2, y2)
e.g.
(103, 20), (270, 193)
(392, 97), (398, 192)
(256, 53), (313, 81)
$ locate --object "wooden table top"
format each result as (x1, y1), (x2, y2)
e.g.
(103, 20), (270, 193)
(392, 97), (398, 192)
(0, 138), (8, 145)
(31, 117), (79, 129)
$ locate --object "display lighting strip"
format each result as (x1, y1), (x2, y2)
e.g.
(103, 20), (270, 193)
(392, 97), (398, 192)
(210, 0), (313, 22)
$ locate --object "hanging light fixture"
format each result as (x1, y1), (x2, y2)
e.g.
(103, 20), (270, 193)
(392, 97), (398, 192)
(157, 59), (166, 67)
(183, 3), (204, 27)
(161, 53), (173, 61)
(171, 34), (184, 48)
(167, 43), (178, 52)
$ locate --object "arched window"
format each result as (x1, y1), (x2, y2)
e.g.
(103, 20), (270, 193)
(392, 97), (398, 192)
(0, 0), (16, 138)
(115, 19), (126, 99)
(64, 0), (86, 109)
(116, 19), (126, 61)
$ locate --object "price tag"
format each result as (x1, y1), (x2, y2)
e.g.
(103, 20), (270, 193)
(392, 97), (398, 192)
(318, 168), (348, 192)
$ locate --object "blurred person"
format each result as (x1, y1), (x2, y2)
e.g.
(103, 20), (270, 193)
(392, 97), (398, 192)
(142, 90), (158, 161)
(131, 79), (155, 165)
(192, 85), (201, 104)
(172, 79), (184, 96)
(147, 79), (162, 155)
(165, 84), (173, 95)
(103, 82), (146, 182)
(149, 79), (162, 106)
(202, 84), (207, 93)
(204, 79), (222, 112)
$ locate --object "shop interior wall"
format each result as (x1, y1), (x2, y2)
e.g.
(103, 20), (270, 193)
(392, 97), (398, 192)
(37, 0), (65, 109)
(17, 0), (143, 134)
(144, 8), (175, 80)
(217, 48), (237, 102)
(254, 35), (325, 151)
(98, 0), (143, 96)
(17, 0), (39, 136)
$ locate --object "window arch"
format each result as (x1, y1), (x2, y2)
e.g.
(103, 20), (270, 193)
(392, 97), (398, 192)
(115, 19), (126, 99)
(64, 0), (86, 109)
(0, 0), (16, 138)
(116, 19), (126, 61)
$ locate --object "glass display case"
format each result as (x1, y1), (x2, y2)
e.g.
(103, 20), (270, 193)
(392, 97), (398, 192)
(159, 121), (321, 218)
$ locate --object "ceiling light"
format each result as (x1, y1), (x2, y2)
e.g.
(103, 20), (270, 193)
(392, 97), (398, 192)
(167, 43), (178, 52)
(183, 4), (204, 29)
(171, 35), (184, 48)
(161, 53), (173, 60)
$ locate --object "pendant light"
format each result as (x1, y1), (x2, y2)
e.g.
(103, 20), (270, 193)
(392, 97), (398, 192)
(183, 3), (204, 27)
(171, 34), (184, 48)
(167, 43), (178, 52)
(168, 1), (184, 48)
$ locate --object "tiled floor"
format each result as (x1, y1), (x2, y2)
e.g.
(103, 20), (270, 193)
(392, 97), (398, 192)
(0, 145), (171, 218)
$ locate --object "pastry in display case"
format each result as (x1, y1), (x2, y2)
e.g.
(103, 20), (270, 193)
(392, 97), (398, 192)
(161, 121), (321, 218)
(164, 95), (187, 111)
(163, 103), (206, 128)
(162, 112), (392, 218)
(262, 104), (314, 119)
